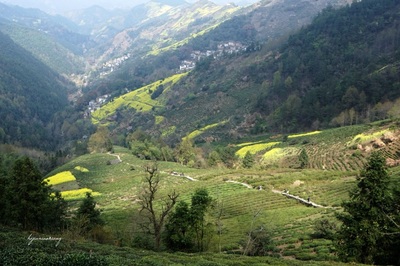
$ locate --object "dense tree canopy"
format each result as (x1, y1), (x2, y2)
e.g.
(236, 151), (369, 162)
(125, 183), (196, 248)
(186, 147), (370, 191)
(88, 126), (113, 153)
(164, 188), (213, 252)
(253, 0), (400, 133)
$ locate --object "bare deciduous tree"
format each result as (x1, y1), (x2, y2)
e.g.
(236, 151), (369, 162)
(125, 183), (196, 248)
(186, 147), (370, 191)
(139, 163), (178, 250)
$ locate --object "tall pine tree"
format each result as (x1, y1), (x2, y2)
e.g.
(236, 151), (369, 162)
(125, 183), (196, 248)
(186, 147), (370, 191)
(4, 157), (66, 232)
(335, 152), (397, 264)
(77, 192), (104, 233)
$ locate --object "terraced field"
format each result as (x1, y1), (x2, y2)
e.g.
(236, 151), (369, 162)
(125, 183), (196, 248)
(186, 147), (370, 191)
(47, 149), (348, 259)
(91, 73), (187, 124)
(257, 122), (400, 172)
(46, 121), (400, 262)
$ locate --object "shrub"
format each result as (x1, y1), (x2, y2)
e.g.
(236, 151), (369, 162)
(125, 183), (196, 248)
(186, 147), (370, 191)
(312, 218), (337, 240)
(59, 252), (108, 266)
(196, 260), (223, 266)
(138, 256), (172, 266)
(0, 248), (108, 266)
(241, 225), (275, 256)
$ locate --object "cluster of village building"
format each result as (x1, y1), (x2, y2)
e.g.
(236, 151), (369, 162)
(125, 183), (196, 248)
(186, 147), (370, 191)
(84, 42), (247, 117)
(99, 53), (131, 77)
(96, 42), (246, 76)
(84, 94), (111, 118)
(179, 41), (247, 72)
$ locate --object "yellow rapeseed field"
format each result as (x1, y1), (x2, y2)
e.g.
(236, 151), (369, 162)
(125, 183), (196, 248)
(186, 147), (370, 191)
(288, 131), (321, 138)
(347, 129), (390, 146)
(60, 188), (101, 201)
(45, 171), (76, 186)
(184, 121), (228, 140)
(74, 166), (89, 172)
(236, 142), (280, 158)
(262, 147), (299, 163)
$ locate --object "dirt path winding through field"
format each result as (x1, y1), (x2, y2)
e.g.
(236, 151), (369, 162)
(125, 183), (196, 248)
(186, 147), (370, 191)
(271, 189), (328, 208)
(108, 152), (122, 162)
(169, 171), (198, 181)
(225, 180), (252, 188)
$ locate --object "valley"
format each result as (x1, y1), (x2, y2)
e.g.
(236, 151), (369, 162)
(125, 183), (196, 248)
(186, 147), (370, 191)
(0, 0), (400, 264)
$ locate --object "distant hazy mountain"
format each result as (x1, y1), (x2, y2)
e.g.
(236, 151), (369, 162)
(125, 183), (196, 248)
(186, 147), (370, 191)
(0, 21), (86, 75)
(0, 2), (89, 54)
(0, 0), (144, 14)
(0, 0), (257, 14)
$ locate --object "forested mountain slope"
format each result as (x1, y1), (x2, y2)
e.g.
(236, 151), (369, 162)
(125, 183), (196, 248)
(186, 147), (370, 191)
(92, 0), (240, 62)
(167, 0), (400, 138)
(253, 0), (400, 132)
(0, 31), (70, 149)
(84, 0), (351, 110)
(92, 0), (400, 143)
(0, 21), (86, 75)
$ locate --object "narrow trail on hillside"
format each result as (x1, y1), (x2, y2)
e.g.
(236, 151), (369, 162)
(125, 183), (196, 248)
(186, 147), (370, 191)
(107, 153), (122, 162)
(271, 189), (330, 208)
(225, 180), (252, 189)
(169, 171), (198, 181)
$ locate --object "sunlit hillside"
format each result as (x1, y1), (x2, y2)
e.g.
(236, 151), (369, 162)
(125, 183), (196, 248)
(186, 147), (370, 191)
(41, 120), (400, 263)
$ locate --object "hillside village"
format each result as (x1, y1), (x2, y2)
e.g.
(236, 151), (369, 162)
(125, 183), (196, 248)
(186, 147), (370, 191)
(98, 54), (131, 77)
(85, 41), (248, 117)
(84, 94), (111, 118)
(95, 42), (247, 77)
(180, 41), (247, 72)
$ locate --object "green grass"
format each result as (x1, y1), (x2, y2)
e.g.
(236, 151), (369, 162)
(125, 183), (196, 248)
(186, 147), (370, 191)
(1, 224), (358, 266)
(49, 147), (360, 261)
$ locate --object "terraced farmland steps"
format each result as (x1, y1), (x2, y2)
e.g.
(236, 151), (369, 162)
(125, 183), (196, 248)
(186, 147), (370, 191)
(166, 167), (336, 209)
(272, 189), (332, 208)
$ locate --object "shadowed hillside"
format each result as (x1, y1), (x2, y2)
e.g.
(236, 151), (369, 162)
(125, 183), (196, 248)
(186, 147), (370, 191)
(0, 31), (70, 149)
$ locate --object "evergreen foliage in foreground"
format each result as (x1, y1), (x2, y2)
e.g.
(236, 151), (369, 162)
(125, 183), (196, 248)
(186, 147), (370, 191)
(76, 192), (104, 233)
(0, 157), (67, 232)
(335, 152), (400, 265)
